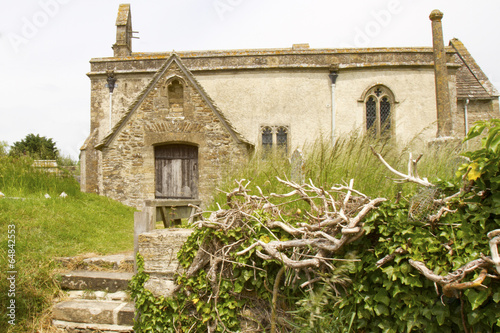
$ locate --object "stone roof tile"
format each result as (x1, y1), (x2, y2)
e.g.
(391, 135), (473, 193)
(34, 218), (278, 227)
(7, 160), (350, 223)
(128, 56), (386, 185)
(450, 38), (499, 99)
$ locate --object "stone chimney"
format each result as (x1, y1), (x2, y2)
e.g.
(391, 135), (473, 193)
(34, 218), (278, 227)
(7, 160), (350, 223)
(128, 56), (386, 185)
(430, 9), (452, 137)
(112, 4), (132, 57)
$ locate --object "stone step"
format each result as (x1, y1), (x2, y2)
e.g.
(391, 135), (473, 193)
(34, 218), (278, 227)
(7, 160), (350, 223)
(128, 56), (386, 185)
(52, 300), (134, 327)
(62, 290), (130, 302)
(56, 253), (134, 272)
(59, 271), (133, 293)
(82, 253), (134, 272)
(53, 320), (133, 333)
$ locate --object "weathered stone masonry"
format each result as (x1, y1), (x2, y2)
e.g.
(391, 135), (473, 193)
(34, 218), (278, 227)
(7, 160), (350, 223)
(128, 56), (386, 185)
(94, 57), (251, 208)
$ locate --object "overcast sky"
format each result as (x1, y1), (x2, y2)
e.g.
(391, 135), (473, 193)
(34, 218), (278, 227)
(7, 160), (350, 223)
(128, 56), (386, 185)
(1, 0), (499, 160)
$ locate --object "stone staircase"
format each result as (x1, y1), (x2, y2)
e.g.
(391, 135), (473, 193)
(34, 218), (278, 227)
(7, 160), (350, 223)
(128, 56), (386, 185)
(52, 253), (135, 333)
(52, 228), (193, 332)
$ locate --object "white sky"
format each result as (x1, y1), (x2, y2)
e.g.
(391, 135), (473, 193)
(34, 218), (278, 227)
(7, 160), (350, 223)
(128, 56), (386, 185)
(0, 0), (499, 160)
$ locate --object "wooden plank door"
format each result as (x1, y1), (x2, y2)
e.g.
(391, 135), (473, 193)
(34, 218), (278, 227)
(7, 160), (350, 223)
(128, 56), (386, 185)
(155, 144), (198, 199)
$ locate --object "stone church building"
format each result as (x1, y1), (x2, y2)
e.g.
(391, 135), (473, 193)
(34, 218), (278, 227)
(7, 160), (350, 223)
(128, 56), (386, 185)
(80, 4), (499, 209)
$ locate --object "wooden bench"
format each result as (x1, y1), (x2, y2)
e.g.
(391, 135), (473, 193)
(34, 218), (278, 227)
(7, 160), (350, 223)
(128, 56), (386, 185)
(143, 199), (201, 228)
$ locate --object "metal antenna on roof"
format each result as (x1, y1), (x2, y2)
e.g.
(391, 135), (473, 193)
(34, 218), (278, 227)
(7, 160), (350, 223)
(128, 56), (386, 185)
(131, 30), (140, 39)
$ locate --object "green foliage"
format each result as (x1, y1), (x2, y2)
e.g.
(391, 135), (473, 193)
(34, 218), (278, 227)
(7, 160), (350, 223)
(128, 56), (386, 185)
(56, 152), (79, 167)
(0, 156), (135, 332)
(211, 132), (462, 211)
(9, 133), (58, 160)
(130, 127), (500, 332)
(323, 121), (500, 332)
(327, 199), (498, 333)
(290, 263), (355, 333)
(131, 222), (288, 332)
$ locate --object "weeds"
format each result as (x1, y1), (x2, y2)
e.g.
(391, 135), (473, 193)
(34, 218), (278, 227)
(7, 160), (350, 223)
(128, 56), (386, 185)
(0, 155), (79, 198)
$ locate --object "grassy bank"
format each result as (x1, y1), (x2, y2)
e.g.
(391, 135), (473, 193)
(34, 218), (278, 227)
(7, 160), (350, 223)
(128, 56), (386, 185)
(0, 156), (135, 332)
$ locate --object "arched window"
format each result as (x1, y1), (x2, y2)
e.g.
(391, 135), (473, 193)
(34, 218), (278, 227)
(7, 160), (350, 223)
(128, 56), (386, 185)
(276, 126), (288, 153)
(261, 125), (290, 157)
(168, 79), (184, 109)
(262, 126), (273, 151)
(362, 85), (395, 138)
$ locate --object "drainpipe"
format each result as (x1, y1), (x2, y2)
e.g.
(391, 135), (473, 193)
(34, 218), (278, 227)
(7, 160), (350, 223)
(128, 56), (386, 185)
(464, 98), (470, 136)
(106, 71), (117, 131)
(329, 71), (339, 144)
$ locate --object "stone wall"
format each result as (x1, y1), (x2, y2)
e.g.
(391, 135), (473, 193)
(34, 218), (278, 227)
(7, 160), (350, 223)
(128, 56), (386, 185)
(90, 75), (152, 141)
(80, 129), (100, 193)
(99, 62), (250, 208)
(335, 67), (440, 143)
(455, 99), (500, 137)
(82, 39), (499, 206)
(136, 227), (193, 298)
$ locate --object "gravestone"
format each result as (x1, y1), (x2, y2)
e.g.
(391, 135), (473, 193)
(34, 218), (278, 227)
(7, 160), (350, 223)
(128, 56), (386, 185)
(290, 148), (305, 184)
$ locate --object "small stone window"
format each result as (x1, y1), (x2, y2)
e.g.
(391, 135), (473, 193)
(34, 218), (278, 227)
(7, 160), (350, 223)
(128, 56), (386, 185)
(262, 126), (273, 151)
(276, 126), (288, 153)
(362, 85), (395, 138)
(261, 125), (289, 156)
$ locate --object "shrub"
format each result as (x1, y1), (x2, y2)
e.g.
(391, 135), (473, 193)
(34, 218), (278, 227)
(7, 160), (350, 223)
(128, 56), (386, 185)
(9, 134), (58, 160)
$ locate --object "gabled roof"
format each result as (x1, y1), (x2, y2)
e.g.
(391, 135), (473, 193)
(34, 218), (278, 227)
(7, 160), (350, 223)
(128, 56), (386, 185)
(95, 53), (253, 150)
(450, 38), (499, 100)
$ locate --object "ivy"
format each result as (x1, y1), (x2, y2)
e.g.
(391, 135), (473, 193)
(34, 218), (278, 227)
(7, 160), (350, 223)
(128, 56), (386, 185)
(129, 120), (500, 332)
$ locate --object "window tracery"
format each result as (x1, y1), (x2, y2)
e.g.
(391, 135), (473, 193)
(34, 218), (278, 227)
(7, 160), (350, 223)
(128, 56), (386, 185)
(362, 85), (395, 138)
(260, 125), (289, 155)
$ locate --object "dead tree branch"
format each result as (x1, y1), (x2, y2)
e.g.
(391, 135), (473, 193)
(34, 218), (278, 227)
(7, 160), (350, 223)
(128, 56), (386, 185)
(409, 259), (492, 297)
(370, 146), (435, 187)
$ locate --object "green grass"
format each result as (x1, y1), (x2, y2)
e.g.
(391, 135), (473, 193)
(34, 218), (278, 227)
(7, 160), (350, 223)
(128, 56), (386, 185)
(0, 156), (135, 332)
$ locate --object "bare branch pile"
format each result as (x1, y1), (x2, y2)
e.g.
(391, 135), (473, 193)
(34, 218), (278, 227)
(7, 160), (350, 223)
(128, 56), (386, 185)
(188, 178), (385, 280)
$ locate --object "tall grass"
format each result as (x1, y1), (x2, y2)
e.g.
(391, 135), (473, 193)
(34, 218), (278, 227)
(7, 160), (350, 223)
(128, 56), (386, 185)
(0, 155), (79, 198)
(0, 156), (136, 332)
(211, 132), (465, 209)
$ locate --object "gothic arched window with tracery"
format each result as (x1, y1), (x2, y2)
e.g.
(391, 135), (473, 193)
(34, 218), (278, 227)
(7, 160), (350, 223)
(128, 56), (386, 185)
(362, 85), (395, 138)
